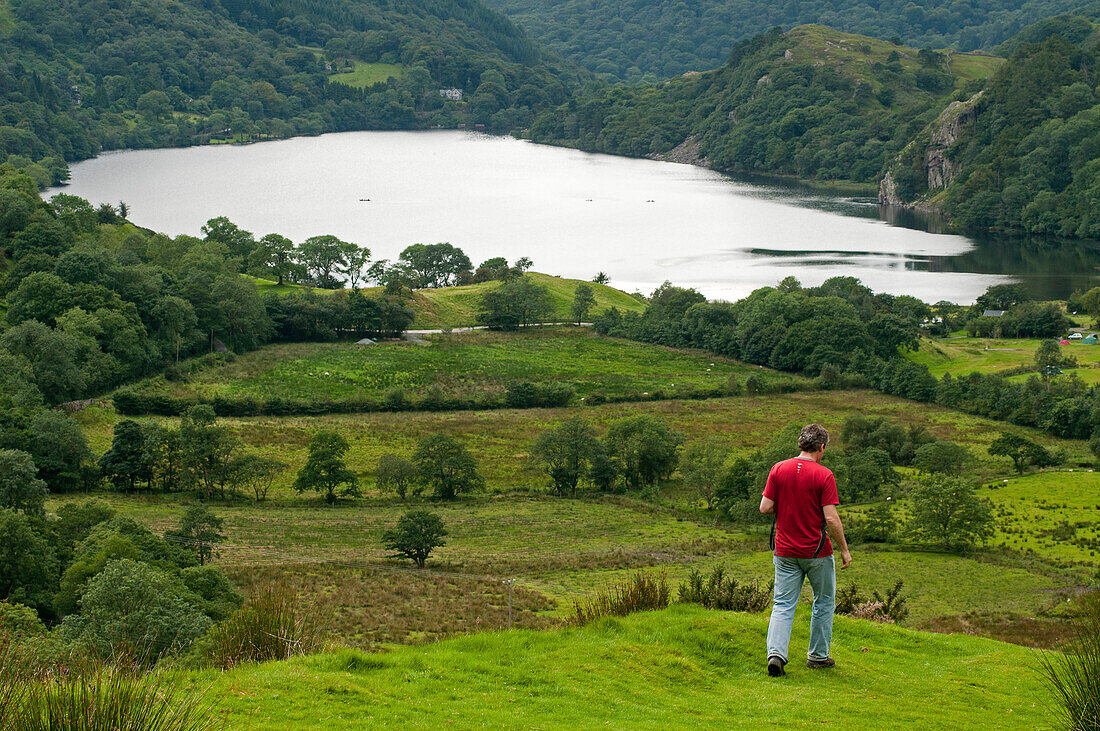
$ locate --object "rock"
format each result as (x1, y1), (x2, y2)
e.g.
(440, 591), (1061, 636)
(924, 93), (981, 191)
(646, 135), (710, 167)
(878, 170), (902, 206)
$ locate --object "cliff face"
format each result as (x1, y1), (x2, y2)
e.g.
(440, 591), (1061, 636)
(924, 93), (981, 191)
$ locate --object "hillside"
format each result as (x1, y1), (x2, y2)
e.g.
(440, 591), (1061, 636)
(883, 13), (1100, 238)
(528, 26), (1003, 186)
(0, 0), (584, 187)
(485, 0), (1082, 81)
(203, 606), (1048, 728)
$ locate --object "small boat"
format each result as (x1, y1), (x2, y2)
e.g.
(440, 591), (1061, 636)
(359, 198), (371, 202)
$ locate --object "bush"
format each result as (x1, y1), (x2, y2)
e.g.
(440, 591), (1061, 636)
(835, 580), (909, 624)
(677, 566), (771, 612)
(200, 579), (322, 670)
(1040, 592), (1100, 731)
(566, 572), (670, 626)
(505, 381), (575, 408)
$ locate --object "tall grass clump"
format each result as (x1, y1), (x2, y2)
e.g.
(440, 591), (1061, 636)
(677, 566), (771, 613)
(0, 635), (33, 727)
(202, 578), (323, 669)
(567, 572), (669, 626)
(1041, 592), (1100, 731)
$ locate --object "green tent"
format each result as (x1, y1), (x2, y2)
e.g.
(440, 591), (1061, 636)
(1083, 335), (1098, 344)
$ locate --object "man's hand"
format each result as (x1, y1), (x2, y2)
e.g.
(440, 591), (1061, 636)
(838, 550), (852, 570)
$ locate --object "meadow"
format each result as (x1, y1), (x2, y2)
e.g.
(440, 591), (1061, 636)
(192, 606), (1049, 729)
(328, 61), (405, 87)
(121, 329), (797, 409)
(906, 335), (1100, 384)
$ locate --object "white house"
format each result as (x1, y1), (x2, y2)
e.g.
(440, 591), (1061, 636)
(439, 88), (463, 101)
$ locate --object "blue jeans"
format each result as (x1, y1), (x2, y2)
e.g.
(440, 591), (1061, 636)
(766, 554), (836, 663)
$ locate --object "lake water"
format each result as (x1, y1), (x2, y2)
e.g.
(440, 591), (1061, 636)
(45, 131), (1100, 303)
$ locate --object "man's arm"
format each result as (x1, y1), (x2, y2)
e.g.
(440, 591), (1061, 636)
(823, 504), (852, 569)
(759, 495), (775, 514)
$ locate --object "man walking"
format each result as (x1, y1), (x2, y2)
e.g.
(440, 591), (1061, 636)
(759, 424), (852, 677)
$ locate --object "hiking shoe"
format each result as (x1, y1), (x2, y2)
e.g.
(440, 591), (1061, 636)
(767, 656), (786, 677)
(806, 657), (835, 669)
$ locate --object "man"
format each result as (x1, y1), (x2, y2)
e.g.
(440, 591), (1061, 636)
(759, 424), (852, 677)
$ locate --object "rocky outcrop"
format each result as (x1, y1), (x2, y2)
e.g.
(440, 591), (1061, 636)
(924, 93), (980, 191)
(647, 135), (710, 167)
(878, 170), (902, 206)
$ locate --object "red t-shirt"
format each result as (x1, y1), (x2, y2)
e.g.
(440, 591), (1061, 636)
(762, 457), (840, 558)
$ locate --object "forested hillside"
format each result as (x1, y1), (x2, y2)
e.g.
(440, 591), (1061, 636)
(886, 14), (1100, 238)
(484, 0), (1089, 80)
(528, 26), (1001, 185)
(0, 0), (583, 186)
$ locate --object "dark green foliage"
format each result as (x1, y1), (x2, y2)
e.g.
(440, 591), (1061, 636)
(0, 450), (47, 517)
(382, 510), (448, 567)
(681, 438), (727, 511)
(912, 440), (972, 476)
(906, 476), (994, 552)
(571, 283), (596, 324)
(98, 420), (149, 492)
(988, 432), (1057, 472)
(398, 243), (473, 288)
(479, 275), (554, 330)
(167, 506), (226, 566)
(567, 572), (670, 625)
(179, 566), (243, 622)
(413, 433), (484, 500)
(854, 499), (898, 543)
(293, 431), (360, 506)
(841, 414), (933, 465)
(677, 566), (771, 612)
(376, 454), (422, 501)
(504, 380), (575, 408)
(60, 559), (212, 662)
(531, 416), (601, 497)
(25, 411), (90, 493)
(0, 509), (59, 615)
(487, 0), (1079, 80)
(604, 415), (684, 490)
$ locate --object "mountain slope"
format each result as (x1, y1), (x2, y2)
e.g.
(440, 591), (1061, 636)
(204, 605), (1049, 728)
(0, 0), (584, 186)
(528, 26), (1002, 186)
(484, 0), (1086, 81)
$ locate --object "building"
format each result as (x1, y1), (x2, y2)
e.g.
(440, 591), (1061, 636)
(982, 310), (1005, 317)
(439, 88), (463, 101)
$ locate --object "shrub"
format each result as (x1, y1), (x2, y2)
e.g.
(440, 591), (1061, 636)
(0, 602), (46, 639)
(677, 566), (771, 612)
(200, 579), (322, 670)
(835, 580), (909, 624)
(1041, 592), (1100, 731)
(566, 572), (670, 626)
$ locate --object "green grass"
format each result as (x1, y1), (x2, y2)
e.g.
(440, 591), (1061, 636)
(193, 606), (1049, 729)
(980, 470), (1100, 565)
(125, 329), (791, 406)
(906, 336), (1100, 384)
(328, 61), (404, 88)
(948, 51), (1004, 86)
(243, 271), (647, 329)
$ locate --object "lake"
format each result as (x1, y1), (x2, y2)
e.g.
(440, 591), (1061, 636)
(45, 131), (1100, 303)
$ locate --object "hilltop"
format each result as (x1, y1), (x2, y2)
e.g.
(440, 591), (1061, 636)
(248, 271), (646, 329)
(527, 25), (1002, 190)
(202, 606), (1047, 728)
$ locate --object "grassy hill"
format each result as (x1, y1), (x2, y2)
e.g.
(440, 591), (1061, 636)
(246, 272), (647, 329)
(905, 335), (1100, 384)
(198, 606), (1048, 728)
(527, 25), (1003, 187)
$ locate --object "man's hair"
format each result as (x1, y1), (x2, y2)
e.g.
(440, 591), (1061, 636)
(798, 424), (829, 453)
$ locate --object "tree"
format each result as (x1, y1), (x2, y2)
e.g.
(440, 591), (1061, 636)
(531, 416), (600, 497)
(0, 450), (48, 516)
(906, 475), (993, 552)
(0, 508), (60, 615)
(376, 454), (421, 500)
(250, 233), (296, 285)
(1035, 339), (1063, 382)
(912, 440), (971, 476)
(859, 499), (897, 543)
(605, 415), (684, 490)
(298, 234), (354, 289)
(28, 410), (91, 493)
(180, 405), (239, 500)
(398, 243), (472, 288)
(593, 272), (610, 284)
(99, 420), (150, 491)
(382, 510), (447, 568)
(572, 283), (596, 324)
(478, 276), (554, 330)
(988, 432), (1055, 473)
(344, 245), (372, 289)
(229, 454), (286, 502)
(413, 433), (484, 500)
(681, 438), (726, 511)
(168, 505), (226, 565)
(201, 216), (256, 268)
(294, 431), (359, 505)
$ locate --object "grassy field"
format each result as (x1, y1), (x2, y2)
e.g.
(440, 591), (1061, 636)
(242, 272), (647, 329)
(192, 606), (1049, 729)
(948, 51), (1004, 87)
(980, 470), (1100, 565)
(906, 335), (1100, 384)
(123, 329), (794, 406)
(328, 61), (404, 87)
